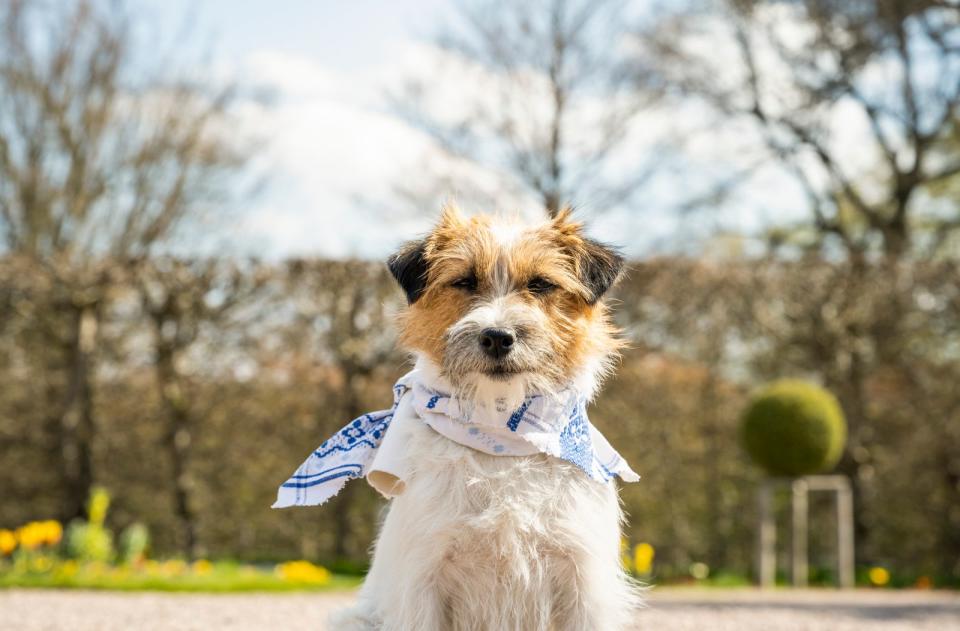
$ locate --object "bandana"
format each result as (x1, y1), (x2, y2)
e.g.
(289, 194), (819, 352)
(273, 370), (639, 508)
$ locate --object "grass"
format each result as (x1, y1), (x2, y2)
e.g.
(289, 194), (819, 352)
(2, 511), (362, 593)
(0, 559), (363, 593)
(4, 557), (953, 594)
(0, 571), (363, 593)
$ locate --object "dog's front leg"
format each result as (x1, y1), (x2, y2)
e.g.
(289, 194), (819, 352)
(549, 484), (643, 631)
(550, 553), (638, 631)
(371, 500), (450, 631)
(380, 573), (447, 631)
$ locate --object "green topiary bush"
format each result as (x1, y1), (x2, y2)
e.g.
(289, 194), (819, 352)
(741, 379), (847, 477)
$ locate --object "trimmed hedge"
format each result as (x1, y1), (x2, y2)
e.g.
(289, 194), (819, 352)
(741, 380), (847, 477)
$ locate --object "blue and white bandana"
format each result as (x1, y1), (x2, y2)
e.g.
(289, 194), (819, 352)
(273, 370), (639, 508)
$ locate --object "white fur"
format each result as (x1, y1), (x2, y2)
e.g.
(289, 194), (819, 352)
(489, 219), (528, 248)
(330, 358), (642, 631)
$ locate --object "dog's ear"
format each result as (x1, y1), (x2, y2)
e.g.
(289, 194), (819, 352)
(552, 208), (624, 304)
(387, 240), (429, 304)
(575, 238), (624, 304)
(438, 202), (466, 229)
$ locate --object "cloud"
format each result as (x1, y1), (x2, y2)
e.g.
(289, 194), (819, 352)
(222, 12), (887, 261)
(227, 45), (553, 258)
(227, 48), (443, 258)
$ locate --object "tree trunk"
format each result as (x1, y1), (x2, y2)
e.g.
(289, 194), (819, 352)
(332, 482), (357, 561)
(165, 392), (198, 559)
(940, 446), (960, 578)
(57, 305), (98, 522)
(155, 339), (199, 559)
(827, 283), (876, 569)
(330, 374), (364, 562)
(701, 375), (725, 570)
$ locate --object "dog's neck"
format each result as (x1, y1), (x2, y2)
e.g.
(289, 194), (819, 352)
(413, 354), (604, 413)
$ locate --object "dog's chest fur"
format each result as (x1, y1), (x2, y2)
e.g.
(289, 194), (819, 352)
(403, 421), (611, 544)
(358, 421), (626, 630)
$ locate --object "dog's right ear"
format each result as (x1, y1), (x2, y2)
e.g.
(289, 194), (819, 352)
(387, 240), (429, 304)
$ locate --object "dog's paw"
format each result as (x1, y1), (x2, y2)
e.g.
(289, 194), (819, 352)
(328, 604), (381, 631)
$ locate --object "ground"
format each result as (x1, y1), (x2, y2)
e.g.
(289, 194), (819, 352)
(1, 588), (958, 630)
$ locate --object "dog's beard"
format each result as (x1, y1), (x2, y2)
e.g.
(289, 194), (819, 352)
(441, 329), (567, 416)
(433, 295), (582, 415)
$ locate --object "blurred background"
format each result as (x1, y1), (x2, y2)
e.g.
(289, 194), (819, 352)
(0, 0), (958, 590)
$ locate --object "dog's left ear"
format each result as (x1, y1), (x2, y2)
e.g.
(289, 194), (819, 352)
(552, 208), (624, 304)
(387, 240), (429, 304)
(575, 238), (624, 304)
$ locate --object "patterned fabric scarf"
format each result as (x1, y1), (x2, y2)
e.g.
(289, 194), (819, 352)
(273, 370), (639, 509)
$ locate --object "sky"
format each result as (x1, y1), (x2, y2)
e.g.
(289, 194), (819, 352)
(130, 1), (461, 258)
(125, 1), (816, 260)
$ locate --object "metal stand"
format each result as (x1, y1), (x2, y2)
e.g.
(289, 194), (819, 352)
(757, 481), (776, 588)
(756, 475), (854, 589)
(791, 478), (809, 587)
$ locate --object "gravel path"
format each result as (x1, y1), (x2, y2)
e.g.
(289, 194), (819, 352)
(1, 588), (958, 630)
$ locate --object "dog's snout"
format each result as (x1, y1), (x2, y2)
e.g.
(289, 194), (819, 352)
(479, 328), (515, 360)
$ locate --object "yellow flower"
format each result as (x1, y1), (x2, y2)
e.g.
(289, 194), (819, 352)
(14, 524), (30, 550)
(110, 566), (131, 580)
(869, 567), (890, 587)
(160, 559), (187, 576)
(87, 487), (111, 527)
(16, 522), (44, 550)
(275, 560), (331, 585)
(633, 543), (655, 576)
(192, 559), (213, 576)
(0, 529), (16, 555)
(57, 560), (79, 577)
(41, 521), (63, 546)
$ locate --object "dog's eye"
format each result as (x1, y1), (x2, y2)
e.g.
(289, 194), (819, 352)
(527, 277), (556, 295)
(451, 275), (478, 291)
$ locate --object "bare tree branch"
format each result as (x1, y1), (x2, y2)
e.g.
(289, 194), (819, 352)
(390, 0), (660, 218)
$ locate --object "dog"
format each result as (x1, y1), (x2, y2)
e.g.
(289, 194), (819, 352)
(331, 205), (641, 631)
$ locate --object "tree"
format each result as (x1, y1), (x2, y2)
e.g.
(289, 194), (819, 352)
(640, 0), (960, 573)
(280, 260), (406, 560)
(393, 0), (660, 216)
(0, 0), (249, 521)
(613, 259), (757, 573)
(644, 0), (960, 260)
(135, 259), (268, 558)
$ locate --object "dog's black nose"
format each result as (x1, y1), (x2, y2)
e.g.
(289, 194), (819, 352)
(479, 328), (515, 360)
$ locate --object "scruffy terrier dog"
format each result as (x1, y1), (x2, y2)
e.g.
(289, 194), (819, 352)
(333, 206), (640, 631)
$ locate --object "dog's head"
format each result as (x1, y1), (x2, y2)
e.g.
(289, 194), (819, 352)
(388, 205), (624, 401)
